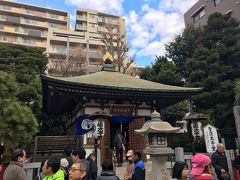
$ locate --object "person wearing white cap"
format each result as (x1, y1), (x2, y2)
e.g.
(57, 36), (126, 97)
(124, 150), (134, 180)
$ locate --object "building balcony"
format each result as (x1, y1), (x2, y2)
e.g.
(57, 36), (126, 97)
(76, 15), (87, 21)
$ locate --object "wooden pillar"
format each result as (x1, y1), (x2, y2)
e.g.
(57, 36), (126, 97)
(100, 119), (110, 163)
(129, 118), (146, 161)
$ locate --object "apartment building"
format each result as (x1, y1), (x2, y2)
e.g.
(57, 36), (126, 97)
(0, 1), (127, 75)
(184, 0), (240, 27)
(0, 0), (69, 48)
(46, 9), (126, 75)
(75, 8), (125, 37)
(46, 28), (104, 75)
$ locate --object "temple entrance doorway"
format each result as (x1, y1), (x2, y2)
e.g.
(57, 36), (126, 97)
(110, 120), (130, 151)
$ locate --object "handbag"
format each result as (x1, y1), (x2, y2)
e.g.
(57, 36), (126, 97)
(118, 134), (125, 151)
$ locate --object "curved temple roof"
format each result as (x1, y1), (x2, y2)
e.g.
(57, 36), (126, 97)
(42, 70), (202, 92)
(41, 67), (202, 115)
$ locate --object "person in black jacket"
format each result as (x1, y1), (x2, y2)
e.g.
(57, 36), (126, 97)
(211, 143), (229, 180)
(87, 153), (97, 180)
(131, 150), (145, 180)
(113, 129), (124, 167)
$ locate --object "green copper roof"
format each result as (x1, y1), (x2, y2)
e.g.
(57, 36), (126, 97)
(45, 71), (201, 92)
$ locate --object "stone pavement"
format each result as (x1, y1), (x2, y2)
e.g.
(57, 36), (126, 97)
(115, 161), (152, 180)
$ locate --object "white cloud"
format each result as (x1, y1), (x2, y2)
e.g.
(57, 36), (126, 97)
(64, 0), (124, 15)
(125, 0), (198, 65)
(69, 11), (76, 29)
(139, 41), (165, 57)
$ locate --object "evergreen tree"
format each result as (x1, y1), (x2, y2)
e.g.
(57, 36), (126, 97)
(167, 13), (240, 138)
(0, 44), (48, 120)
(140, 56), (183, 86)
(166, 26), (202, 78)
(187, 13), (240, 137)
(0, 71), (38, 161)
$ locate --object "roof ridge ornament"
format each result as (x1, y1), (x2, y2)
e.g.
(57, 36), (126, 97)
(101, 52), (117, 72)
(103, 52), (113, 64)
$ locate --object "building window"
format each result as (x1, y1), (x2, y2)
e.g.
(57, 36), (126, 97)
(23, 38), (35, 45)
(24, 19), (38, 25)
(89, 14), (98, 19)
(49, 23), (58, 28)
(192, 8), (205, 23)
(0, 35), (7, 42)
(214, 0), (223, 6)
(89, 23), (98, 29)
(0, 14), (6, 21)
(0, 5), (11, 11)
(15, 27), (19, 32)
(24, 9), (35, 14)
(76, 23), (87, 29)
(13, 36), (18, 43)
(48, 13), (59, 19)
(112, 18), (118, 24)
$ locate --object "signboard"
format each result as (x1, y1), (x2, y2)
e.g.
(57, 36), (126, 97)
(191, 121), (203, 138)
(204, 124), (219, 153)
(110, 104), (135, 115)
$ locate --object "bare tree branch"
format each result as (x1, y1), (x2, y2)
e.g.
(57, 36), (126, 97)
(48, 45), (87, 77)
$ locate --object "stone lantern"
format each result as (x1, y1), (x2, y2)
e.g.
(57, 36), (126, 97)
(135, 111), (180, 180)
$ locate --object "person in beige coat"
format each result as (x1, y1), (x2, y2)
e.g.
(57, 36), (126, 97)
(3, 149), (27, 180)
(124, 150), (134, 180)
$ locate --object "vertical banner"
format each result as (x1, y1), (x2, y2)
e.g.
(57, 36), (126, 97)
(204, 124), (219, 153)
(191, 121), (203, 138)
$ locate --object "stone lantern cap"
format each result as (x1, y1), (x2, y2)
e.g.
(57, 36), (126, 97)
(183, 112), (208, 121)
(135, 111), (180, 134)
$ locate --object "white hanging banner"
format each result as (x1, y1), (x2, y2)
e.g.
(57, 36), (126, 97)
(204, 124), (219, 153)
(92, 119), (105, 138)
(191, 121), (203, 138)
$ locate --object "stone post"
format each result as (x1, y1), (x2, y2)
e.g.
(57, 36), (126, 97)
(151, 156), (170, 180)
(175, 147), (184, 162)
(233, 106), (240, 147)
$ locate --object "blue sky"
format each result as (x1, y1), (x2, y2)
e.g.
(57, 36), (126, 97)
(15, 0), (198, 67)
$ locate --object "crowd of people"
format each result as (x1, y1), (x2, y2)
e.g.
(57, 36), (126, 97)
(3, 143), (240, 180)
(2, 147), (145, 180)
